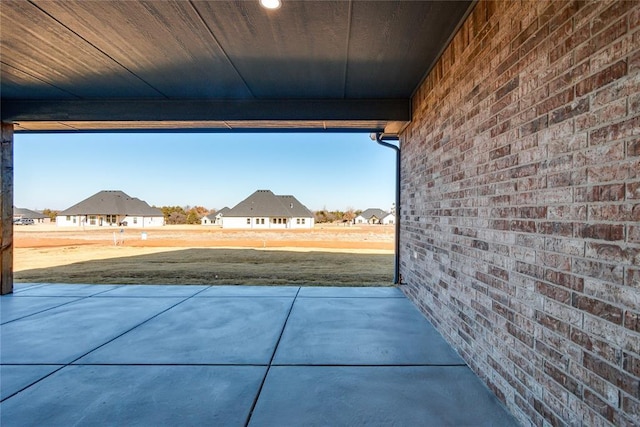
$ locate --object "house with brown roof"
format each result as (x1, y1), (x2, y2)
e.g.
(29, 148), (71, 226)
(56, 190), (164, 227)
(222, 190), (314, 229)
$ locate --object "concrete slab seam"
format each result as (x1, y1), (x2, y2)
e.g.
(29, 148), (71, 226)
(244, 286), (301, 427)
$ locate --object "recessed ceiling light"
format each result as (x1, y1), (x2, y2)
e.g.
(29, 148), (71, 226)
(260, 0), (281, 10)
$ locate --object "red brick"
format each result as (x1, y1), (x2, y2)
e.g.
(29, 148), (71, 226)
(627, 268), (640, 288)
(621, 397), (640, 424)
(570, 328), (619, 365)
(472, 239), (489, 251)
(587, 163), (629, 184)
(510, 220), (536, 233)
(543, 361), (582, 397)
(400, 0), (639, 425)
(510, 163), (539, 178)
(533, 396), (563, 426)
(632, 6), (640, 30)
(491, 95), (517, 118)
(577, 223), (624, 241)
(623, 353), (640, 377)
(577, 16), (629, 63)
(576, 60), (628, 97)
(536, 311), (571, 338)
(537, 221), (573, 237)
(572, 259), (624, 283)
(545, 237), (585, 256)
(488, 265), (509, 281)
(583, 352), (640, 399)
(573, 1), (603, 32)
(496, 76), (519, 100)
(549, 60), (590, 94)
(544, 152), (573, 173)
(589, 1), (637, 35)
(520, 115), (548, 137)
(547, 1), (581, 32)
(547, 171), (572, 188)
(544, 270), (584, 292)
(535, 281), (571, 304)
(631, 93), (640, 115)
(489, 144), (511, 160)
(585, 242), (638, 264)
(575, 184), (625, 202)
(549, 20), (588, 64)
(552, 98), (591, 127)
(584, 388), (616, 422)
(631, 49), (640, 73)
(627, 182), (640, 199)
(517, 206), (546, 219)
(507, 321), (534, 348)
(547, 132), (588, 155)
(588, 204), (640, 222)
(590, 116), (640, 145)
(493, 300), (515, 322)
(624, 311), (639, 333)
(572, 294), (623, 325)
(576, 98), (628, 131)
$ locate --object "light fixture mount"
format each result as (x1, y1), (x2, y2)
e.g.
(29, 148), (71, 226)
(260, 0), (281, 10)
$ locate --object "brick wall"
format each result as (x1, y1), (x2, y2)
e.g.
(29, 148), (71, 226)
(400, 1), (639, 425)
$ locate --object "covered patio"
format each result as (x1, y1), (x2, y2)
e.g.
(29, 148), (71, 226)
(3, 0), (639, 424)
(2, 283), (517, 426)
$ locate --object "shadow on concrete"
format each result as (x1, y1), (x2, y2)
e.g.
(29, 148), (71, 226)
(15, 248), (394, 286)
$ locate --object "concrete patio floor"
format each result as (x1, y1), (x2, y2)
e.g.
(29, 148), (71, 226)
(1, 283), (519, 426)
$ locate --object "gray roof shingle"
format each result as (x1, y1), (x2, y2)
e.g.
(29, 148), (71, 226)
(13, 207), (47, 219)
(358, 208), (390, 220)
(59, 190), (162, 216)
(205, 207), (230, 221)
(225, 190), (313, 218)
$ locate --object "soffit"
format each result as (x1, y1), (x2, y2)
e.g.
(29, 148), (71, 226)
(0, 0), (473, 134)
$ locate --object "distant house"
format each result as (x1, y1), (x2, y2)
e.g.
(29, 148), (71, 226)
(201, 207), (230, 226)
(380, 212), (395, 225)
(354, 208), (394, 225)
(13, 207), (50, 224)
(222, 190), (314, 229)
(56, 190), (165, 227)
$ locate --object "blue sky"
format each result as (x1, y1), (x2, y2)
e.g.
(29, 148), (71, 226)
(14, 132), (395, 212)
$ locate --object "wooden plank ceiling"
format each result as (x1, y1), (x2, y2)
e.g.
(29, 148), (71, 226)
(0, 0), (473, 134)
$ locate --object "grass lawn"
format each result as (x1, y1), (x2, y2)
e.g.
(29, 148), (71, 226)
(14, 225), (395, 286)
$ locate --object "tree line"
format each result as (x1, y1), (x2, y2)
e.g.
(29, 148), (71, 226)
(157, 206), (210, 225)
(157, 206), (364, 225)
(35, 207), (364, 225)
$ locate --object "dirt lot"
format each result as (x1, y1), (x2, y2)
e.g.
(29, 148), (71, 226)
(14, 224), (395, 286)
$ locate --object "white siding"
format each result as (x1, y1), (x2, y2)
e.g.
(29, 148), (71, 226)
(56, 215), (80, 227)
(222, 217), (253, 229)
(381, 214), (395, 225)
(57, 214), (164, 227)
(122, 215), (164, 227)
(290, 217), (314, 229)
(222, 216), (313, 229)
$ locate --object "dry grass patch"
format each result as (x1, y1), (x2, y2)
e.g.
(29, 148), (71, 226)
(14, 225), (395, 286)
(15, 247), (393, 286)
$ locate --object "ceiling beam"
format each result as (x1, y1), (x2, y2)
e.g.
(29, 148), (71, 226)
(1, 99), (410, 123)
